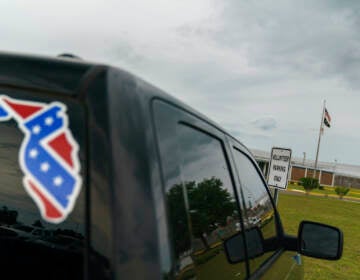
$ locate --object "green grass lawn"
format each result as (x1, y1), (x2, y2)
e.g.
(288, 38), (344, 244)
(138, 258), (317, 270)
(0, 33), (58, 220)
(278, 192), (360, 280)
(287, 183), (360, 199)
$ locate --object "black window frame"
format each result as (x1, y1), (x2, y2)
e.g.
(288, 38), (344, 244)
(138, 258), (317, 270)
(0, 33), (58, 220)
(152, 99), (251, 278)
(176, 121), (249, 278)
(228, 141), (286, 278)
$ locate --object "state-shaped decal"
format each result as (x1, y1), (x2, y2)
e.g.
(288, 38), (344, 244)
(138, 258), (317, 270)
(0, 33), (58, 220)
(0, 96), (82, 224)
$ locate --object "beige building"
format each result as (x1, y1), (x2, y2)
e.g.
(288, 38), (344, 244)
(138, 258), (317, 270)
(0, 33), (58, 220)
(251, 149), (360, 188)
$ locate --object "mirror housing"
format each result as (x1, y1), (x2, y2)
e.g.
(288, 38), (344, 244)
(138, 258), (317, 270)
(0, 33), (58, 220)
(224, 227), (264, 264)
(298, 221), (343, 260)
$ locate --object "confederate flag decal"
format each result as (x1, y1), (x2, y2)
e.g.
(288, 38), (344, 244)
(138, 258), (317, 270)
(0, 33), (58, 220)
(0, 95), (82, 224)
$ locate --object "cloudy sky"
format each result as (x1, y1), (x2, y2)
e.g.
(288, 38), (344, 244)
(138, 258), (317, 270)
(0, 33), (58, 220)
(2, 0), (360, 165)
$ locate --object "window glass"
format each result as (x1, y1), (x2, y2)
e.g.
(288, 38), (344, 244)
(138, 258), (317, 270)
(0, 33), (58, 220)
(177, 124), (246, 279)
(154, 100), (247, 279)
(153, 103), (193, 279)
(0, 93), (85, 279)
(232, 149), (277, 274)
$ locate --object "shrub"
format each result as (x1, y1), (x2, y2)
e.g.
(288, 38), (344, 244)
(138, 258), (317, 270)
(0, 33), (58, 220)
(299, 177), (320, 194)
(318, 185), (325, 190)
(334, 186), (350, 199)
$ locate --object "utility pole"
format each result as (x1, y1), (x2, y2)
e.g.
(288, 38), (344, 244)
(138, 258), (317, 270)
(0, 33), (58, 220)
(331, 158), (337, 186)
(302, 152), (306, 166)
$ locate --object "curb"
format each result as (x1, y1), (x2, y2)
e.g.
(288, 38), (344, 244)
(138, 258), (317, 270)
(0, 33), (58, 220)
(284, 189), (360, 203)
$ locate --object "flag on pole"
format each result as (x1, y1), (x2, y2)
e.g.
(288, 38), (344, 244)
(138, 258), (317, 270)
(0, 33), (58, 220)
(324, 108), (331, 128)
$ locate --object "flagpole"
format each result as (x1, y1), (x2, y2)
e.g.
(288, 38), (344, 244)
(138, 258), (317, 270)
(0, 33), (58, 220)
(313, 100), (326, 179)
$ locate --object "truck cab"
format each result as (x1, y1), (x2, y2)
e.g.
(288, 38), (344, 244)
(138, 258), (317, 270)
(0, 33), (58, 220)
(0, 52), (342, 279)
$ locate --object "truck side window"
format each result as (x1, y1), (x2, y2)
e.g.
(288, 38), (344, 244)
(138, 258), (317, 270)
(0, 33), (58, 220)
(232, 148), (277, 275)
(176, 124), (247, 279)
(153, 101), (246, 279)
(152, 103), (193, 279)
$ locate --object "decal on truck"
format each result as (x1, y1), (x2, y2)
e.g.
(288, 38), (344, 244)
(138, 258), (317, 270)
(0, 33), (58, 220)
(0, 96), (82, 223)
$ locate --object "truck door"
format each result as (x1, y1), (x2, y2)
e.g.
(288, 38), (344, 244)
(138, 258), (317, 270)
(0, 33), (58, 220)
(229, 140), (303, 280)
(153, 99), (249, 279)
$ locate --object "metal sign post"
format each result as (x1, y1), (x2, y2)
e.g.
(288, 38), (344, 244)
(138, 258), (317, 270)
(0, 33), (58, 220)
(267, 147), (292, 205)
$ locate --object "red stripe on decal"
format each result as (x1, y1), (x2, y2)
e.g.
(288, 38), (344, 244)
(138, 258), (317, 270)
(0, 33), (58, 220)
(3, 99), (43, 119)
(48, 133), (74, 167)
(28, 180), (62, 219)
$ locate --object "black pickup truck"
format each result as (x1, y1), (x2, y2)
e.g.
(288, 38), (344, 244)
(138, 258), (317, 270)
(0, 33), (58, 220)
(0, 52), (342, 279)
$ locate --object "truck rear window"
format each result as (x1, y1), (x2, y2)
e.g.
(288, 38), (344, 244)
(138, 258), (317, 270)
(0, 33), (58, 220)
(0, 92), (86, 279)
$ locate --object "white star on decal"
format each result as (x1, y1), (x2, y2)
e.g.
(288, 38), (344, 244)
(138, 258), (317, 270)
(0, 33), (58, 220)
(40, 162), (50, 172)
(45, 117), (54, 126)
(32, 125), (41, 134)
(29, 149), (38, 159)
(53, 176), (63, 187)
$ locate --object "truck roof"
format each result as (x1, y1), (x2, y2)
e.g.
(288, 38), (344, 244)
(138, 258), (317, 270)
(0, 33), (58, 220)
(0, 52), (99, 96)
(0, 51), (251, 156)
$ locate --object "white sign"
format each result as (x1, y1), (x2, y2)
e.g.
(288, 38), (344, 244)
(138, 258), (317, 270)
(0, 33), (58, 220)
(267, 147), (292, 190)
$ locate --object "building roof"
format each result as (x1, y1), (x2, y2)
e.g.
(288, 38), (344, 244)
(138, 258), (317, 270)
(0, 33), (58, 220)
(250, 148), (360, 179)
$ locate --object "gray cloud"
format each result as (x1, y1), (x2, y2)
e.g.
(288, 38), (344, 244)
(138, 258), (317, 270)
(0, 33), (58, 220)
(1, 1), (360, 165)
(170, 1), (360, 93)
(251, 117), (277, 131)
(214, 1), (360, 89)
